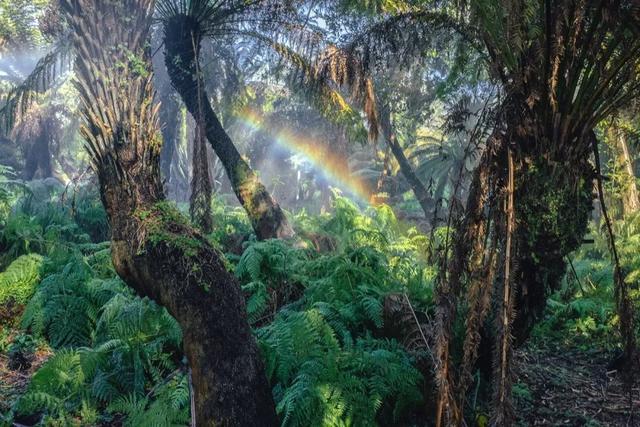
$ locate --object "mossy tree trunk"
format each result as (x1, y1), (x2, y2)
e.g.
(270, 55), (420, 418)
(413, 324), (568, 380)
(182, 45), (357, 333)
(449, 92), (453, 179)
(511, 155), (592, 343)
(60, 0), (278, 425)
(163, 15), (294, 240)
(436, 97), (594, 424)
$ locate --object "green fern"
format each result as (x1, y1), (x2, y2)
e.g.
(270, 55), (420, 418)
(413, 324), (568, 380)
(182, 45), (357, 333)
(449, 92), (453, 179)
(16, 253), (185, 424)
(236, 239), (308, 324)
(11, 192), (438, 426)
(21, 255), (105, 347)
(15, 349), (85, 416)
(260, 310), (422, 426)
(107, 374), (190, 427)
(0, 253), (43, 311)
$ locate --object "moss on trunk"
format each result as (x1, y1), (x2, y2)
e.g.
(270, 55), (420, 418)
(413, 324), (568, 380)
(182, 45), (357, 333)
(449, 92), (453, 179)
(61, 1), (279, 424)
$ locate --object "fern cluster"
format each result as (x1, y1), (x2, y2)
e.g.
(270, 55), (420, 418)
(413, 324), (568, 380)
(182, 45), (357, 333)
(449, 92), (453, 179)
(532, 222), (627, 349)
(0, 164), (21, 225)
(5, 193), (438, 426)
(107, 374), (191, 427)
(551, 212), (640, 348)
(233, 196), (435, 425)
(0, 185), (108, 268)
(0, 253), (43, 309)
(7, 244), (187, 425)
(260, 311), (422, 426)
(209, 193), (254, 244)
(537, 257), (616, 348)
(235, 239), (308, 324)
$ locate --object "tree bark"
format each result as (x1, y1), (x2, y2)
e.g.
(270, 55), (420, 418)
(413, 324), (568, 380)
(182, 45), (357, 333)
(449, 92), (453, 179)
(61, 1), (278, 425)
(617, 130), (640, 215)
(190, 122), (213, 233)
(163, 16), (294, 240)
(158, 90), (180, 185)
(21, 116), (53, 180)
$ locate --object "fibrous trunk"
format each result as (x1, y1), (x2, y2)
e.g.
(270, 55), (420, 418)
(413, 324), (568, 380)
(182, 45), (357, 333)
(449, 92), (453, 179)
(163, 15), (294, 240)
(435, 113), (593, 425)
(158, 89), (180, 185)
(434, 132), (503, 427)
(61, 0), (278, 424)
(190, 122), (213, 233)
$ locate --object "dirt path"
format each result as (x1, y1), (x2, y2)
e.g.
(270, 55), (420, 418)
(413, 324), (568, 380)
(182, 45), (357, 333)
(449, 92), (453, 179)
(514, 345), (639, 426)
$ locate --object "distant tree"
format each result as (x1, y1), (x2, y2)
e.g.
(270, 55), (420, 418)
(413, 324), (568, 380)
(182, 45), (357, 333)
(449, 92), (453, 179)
(157, 0), (295, 240)
(0, 0), (49, 56)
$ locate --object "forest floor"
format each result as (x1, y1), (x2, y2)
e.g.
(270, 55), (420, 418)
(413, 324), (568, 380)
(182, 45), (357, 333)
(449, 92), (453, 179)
(0, 342), (52, 419)
(515, 343), (639, 426)
(4, 335), (637, 426)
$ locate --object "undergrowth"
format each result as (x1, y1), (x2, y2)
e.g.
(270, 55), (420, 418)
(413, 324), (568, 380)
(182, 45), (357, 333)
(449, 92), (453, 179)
(0, 187), (188, 426)
(532, 213), (640, 351)
(0, 188), (439, 426)
(1, 181), (635, 426)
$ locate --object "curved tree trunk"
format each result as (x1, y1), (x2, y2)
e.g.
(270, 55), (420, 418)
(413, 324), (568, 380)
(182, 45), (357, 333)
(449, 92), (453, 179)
(379, 104), (434, 218)
(61, 0), (278, 425)
(163, 16), (293, 240)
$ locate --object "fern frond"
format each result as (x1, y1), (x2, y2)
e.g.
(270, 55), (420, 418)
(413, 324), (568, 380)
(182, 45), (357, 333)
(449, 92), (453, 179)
(0, 35), (73, 134)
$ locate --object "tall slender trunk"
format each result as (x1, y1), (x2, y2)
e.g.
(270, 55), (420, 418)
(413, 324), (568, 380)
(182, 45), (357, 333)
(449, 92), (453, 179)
(190, 122), (213, 233)
(174, 106), (191, 202)
(617, 130), (640, 215)
(491, 148), (516, 426)
(379, 105), (434, 217)
(158, 90), (180, 184)
(61, 1), (278, 425)
(163, 16), (293, 240)
(152, 31), (180, 186)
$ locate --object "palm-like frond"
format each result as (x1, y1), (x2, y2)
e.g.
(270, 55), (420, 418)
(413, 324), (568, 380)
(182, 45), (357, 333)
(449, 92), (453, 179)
(342, 9), (480, 74)
(0, 36), (73, 135)
(157, 0), (383, 138)
(155, 0), (296, 38)
(61, 0), (160, 176)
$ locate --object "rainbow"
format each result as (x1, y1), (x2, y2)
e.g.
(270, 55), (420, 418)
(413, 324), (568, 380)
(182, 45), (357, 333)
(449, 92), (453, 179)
(236, 108), (374, 204)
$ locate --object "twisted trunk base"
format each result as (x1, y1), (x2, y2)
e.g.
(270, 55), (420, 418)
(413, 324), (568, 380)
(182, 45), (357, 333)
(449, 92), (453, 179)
(109, 201), (278, 426)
